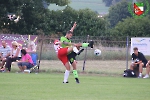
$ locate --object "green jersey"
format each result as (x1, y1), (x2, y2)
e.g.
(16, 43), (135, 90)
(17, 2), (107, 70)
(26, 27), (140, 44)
(60, 36), (71, 48)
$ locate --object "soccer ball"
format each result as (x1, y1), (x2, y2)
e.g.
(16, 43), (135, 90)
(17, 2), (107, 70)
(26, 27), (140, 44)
(94, 49), (101, 56)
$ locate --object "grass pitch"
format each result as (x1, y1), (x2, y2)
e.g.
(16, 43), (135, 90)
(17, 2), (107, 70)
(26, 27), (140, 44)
(0, 73), (150, 100)
(10, 60), (146, 76)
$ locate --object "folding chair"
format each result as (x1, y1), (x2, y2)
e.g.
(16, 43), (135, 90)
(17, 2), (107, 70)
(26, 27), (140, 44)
(24, 52), (39, 73)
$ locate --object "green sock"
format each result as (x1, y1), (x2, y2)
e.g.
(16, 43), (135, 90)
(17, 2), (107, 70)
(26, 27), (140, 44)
(73, 70), (78, 78)
(82, 43), (89, 47)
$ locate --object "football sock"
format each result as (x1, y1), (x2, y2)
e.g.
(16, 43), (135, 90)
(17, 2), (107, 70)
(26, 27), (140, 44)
(139, 73), (142, 76)
(73, 70), (78, 78)
(82, 43), (89, 48)
(64, 70), (70, 82)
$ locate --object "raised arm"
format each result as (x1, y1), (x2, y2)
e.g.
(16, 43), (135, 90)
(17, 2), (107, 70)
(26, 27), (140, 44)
(70, 22), (77, 32)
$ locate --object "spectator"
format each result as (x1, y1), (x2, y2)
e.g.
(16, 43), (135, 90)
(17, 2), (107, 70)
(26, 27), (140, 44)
(143, 60), (150, 78)
(0, 41), (11, 70)
(130, 47), (148, 78)
(17, 49), (34, 73)
(4, 41), (21, 72)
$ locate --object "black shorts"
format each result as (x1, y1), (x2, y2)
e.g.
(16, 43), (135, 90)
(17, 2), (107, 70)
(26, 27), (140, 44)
(67, 52), (77, 64)
(137, 61), (147, 68)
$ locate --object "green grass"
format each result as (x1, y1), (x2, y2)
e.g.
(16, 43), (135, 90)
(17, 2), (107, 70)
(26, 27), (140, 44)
(11, 60), (130, 76)
(0, 73), (150, 100)
(48, 0), (109, 14)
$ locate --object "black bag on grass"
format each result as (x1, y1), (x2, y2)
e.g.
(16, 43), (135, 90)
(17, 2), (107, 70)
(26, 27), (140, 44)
(123, 69), (136, 77)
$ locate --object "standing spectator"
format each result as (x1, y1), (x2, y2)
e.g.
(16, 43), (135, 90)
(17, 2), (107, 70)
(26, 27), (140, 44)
(4, 41), (21, 72)
(0, 41), (11, 70)
(130, 47), (148, 78)
(17, 49), (34, 73)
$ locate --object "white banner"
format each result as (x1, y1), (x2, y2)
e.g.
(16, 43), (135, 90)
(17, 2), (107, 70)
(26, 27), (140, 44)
(131, 37), (150, 55)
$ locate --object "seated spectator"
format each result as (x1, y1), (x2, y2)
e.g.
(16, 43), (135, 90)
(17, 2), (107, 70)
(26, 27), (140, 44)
(0, 41), (11, 70)
(143, 60), (150, 78)
(130, 47), (148, 78)
(4, 41), (21, 72)
(17, 49), (34, 72)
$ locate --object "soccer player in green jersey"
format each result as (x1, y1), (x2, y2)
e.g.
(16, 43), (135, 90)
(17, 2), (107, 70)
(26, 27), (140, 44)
(60, 22), (93, 83)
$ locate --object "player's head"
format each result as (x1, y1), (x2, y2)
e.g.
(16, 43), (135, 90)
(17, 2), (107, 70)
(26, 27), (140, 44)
(65, 31), (73, 39)
(21, 49), (27, 55)
(133, 47), (138, 55)
(12, 41), (18, 48)
(54, 39), (60, 45)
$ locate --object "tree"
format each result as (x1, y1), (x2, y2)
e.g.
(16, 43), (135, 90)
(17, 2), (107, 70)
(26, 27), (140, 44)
(110, 16), (150, 40)
(0, 0), (70, 34)
(46, 7), (106, 36)
(74, 9), (106, 36)
(107, 0), (132, 27)
(0, 0), (106, 36)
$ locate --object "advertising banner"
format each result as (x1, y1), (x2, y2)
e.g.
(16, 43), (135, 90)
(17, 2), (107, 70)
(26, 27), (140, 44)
(0, 34), (38, 52)
(131, 37), (150, 55)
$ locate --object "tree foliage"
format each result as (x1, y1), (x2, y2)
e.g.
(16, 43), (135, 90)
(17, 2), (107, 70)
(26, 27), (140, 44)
(45, 7), (106, 36)
(75, 9), (106, 36)
(107, 0), (132, 27)
(1, 0), (149, 37)
(0, 0), (70, 34)
(0, 0), (106, 36)
(111, 16), (150, 40)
